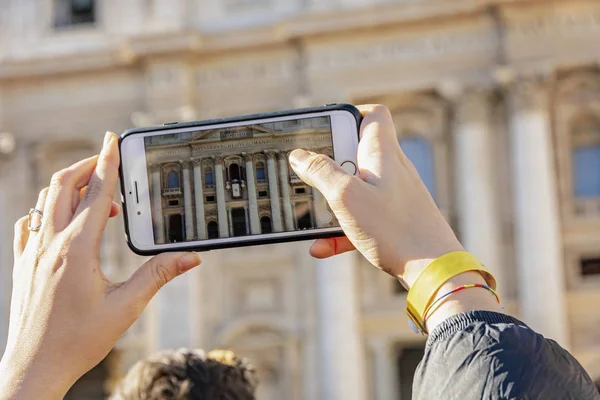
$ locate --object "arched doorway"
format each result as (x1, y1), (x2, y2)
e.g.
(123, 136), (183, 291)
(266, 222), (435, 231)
(207, 220), (219, 239)
(231, 208), (248, 236)
(260, 216), (272, 234)
(167, 214), (184, 243)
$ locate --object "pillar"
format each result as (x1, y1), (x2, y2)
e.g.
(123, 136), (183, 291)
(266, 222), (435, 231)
(278, 152), (295, 231)
(243, 153), (261, 235)
(151, 166), (166, 244)
(192, 158), (207, 240)
(181, 160), (194, 241)
(370, 339), (398, 400)
(454, 89), (506, 297)
(266, 150), (283, 232)
(508, 78), (568, 344)
(243, 205), (250, 235)
(227, 208), (234, 237)
(312, 188), (329, 228)
(213, 156), (229, 238)
(316, 251), (367, 400)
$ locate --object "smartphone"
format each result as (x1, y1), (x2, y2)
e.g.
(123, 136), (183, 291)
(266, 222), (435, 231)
(119, 104), (361, 255)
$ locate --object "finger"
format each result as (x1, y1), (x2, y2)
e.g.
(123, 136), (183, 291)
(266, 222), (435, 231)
(356, 104), (402, 186)
(43, 156), (99, 232)
(74, 188), (120, 218)
(73, 132), (120, 244)
(310, 237), (356, 259)
(29, 187), (49, 233)
(13, 216), (29, 259)
(115, 252), (201, 309)
(109, 202), (120, 218)
(288, 150), (362, 202)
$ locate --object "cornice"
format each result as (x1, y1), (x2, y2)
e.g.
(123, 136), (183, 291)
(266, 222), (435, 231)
(0, 0), (573, 80)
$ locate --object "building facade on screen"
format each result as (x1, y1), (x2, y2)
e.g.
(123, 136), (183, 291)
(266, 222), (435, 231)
(144, 118), (335, 244)
(1, 0), (600, 399)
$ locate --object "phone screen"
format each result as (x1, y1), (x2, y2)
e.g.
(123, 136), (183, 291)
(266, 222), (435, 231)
(143, 115), (339, 245)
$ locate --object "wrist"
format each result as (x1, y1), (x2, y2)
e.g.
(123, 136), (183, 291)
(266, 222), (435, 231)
(423, 271), (503, 334)
(0, 354), (72, 400)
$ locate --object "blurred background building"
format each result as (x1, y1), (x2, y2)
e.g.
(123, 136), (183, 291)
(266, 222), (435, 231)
(1, 0), (600, 398)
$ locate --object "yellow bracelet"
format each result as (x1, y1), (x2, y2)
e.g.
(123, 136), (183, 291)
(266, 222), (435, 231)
(405, 251), (497, 334)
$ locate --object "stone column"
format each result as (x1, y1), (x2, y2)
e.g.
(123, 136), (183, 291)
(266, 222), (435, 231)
(213, 156), (229, 238)
(316, 251), (367, 400)
(454, 89), (506, 297)
(312, 188), (329, 228)
(266, 150), (283, 232)
(151, 166), (166, 244)
(243, 206), (250, 235)
(227, 208), (234, 237)
(508, 78), (568, 345)
(243, 153), (261, 235)
(370, 339), (398, 400)
(181, 160), (194, 241)
(192, 158), (207, 240)
(278, 152), (295, 231)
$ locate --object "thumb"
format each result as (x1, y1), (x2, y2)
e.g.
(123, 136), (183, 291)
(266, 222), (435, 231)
(120, 252), (201, 306)
(289, 149), (356, 200)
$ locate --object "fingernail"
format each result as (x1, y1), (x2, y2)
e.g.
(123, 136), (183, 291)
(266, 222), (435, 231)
(103, 132), (112, 147)
(289, 149), (310, 166)
(178, 253), (201, 272)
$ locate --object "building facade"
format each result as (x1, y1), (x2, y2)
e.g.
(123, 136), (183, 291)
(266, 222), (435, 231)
(144, 118), (335, 244)
(1, 0), (600, 399)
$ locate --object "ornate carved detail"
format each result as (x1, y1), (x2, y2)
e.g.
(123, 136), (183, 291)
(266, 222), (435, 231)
(455, 88), (493, 125)
(509, 76), (550, 112)
(252, 153), (266, 163)
(179, 159), (192, 169)
(242, 152), (254, 163)
(264, 150), (279, 160)
(191, 157), (203, 166)
(259, 205), (271, 213)
(213, 155), (224, 164)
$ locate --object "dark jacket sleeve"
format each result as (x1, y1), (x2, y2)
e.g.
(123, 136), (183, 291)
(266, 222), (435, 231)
(412, 311), (600, 400)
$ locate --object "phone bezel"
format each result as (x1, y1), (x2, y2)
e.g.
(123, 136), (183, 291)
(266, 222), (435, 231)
(119, 104), (362, 255)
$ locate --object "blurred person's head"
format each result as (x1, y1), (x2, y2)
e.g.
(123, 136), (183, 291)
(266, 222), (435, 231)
(110, 349), (257, 400)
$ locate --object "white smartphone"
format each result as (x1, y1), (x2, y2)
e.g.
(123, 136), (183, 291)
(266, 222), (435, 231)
(119, 104), (361, 255)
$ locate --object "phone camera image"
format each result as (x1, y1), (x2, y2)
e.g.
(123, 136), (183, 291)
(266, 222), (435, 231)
(143, 115), (340, 245)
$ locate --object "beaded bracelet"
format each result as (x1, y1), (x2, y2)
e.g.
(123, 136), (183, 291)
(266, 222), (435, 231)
(422, 283), (500, 329)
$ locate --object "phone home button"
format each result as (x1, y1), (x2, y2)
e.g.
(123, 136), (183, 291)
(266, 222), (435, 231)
(341, 161), (357, 175)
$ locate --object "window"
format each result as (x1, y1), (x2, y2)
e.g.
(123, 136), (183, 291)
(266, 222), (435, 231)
(581, 258), (600, 276)
(55, 0), (96, 28)
(294, 187), (306, 195)
(256, 162), (266, 181)
(207, 221), (219, 239)
(400, 137), (436, 200)
(206, 195), (215, 203)
(258, 190), (268, 198)
(205, 168), (214, 186)
(168, 199), (179, 207)
(397, 345), (426, 400)
(572, 118), (600, 198)
(167, 170), (180, 189)
(260, 216), (272, 234)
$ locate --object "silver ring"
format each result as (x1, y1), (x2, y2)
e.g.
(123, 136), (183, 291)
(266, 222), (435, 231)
(28, 208), (43, 232)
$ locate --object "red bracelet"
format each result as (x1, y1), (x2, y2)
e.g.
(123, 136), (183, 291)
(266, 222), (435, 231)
(422, 283), (500, 328)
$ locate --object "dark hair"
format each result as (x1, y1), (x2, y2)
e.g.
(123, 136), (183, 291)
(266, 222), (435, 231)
(110, 349), (258, 400)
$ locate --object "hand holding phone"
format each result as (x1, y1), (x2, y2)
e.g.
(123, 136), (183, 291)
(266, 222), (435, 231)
(288, 105), (463, 288)
(119, 104), (361, 254)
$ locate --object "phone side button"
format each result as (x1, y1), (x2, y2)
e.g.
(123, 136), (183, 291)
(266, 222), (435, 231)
(163, 122), (179, 126)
